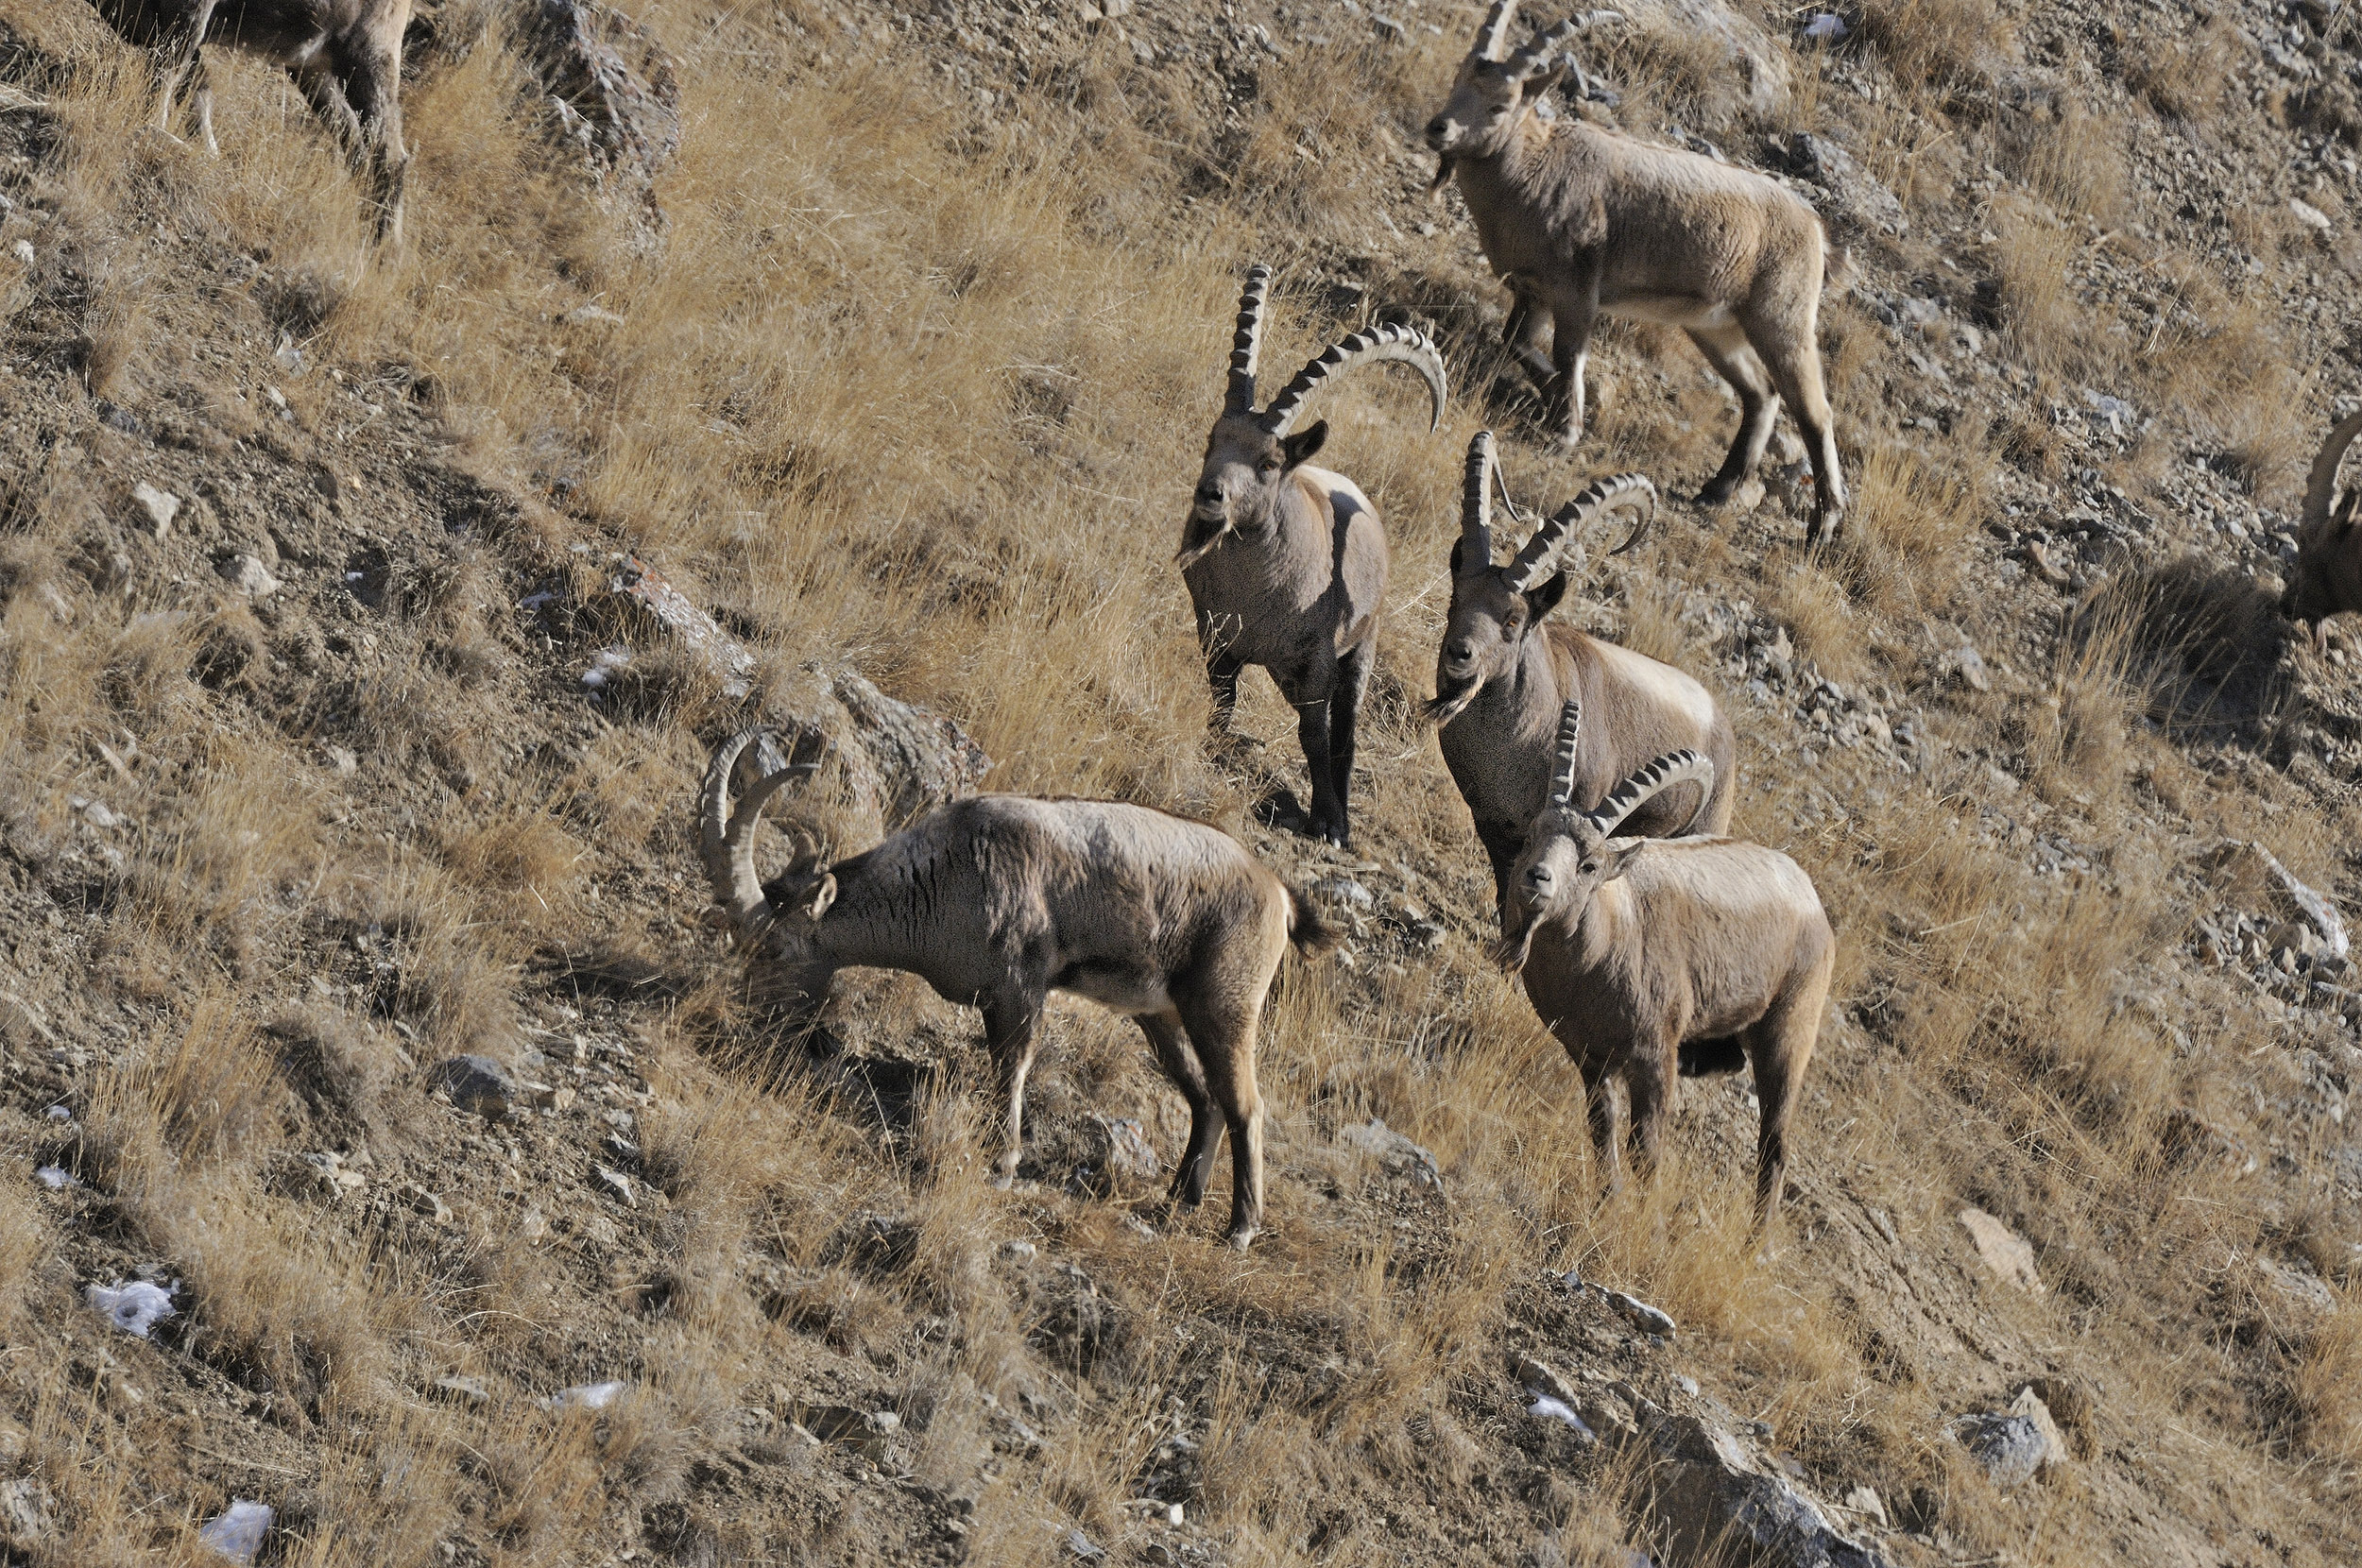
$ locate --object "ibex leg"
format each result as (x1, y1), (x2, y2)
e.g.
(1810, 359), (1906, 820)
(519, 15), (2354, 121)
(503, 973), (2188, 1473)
(1686, 324), (1780, 506)
(1138, 1010), (1223, 1211)
(981, 990), (1046, 1188)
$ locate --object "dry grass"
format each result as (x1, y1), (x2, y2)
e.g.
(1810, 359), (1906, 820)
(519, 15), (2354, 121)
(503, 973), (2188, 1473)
(0, 2), (2353, 1565)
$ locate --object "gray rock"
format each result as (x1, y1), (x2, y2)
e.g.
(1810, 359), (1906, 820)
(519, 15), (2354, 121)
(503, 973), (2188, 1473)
(433, 1054), (518, 1116)
(2206, 841), (2349, 961)
(1951, 1389), (2067, 1488)
(1095, 1116), (1162, 1180)
(131, 482), (180, 538)
(1632, 1401), (1893, 1567)
(521, 0), (680, 232)
(197, 1500), (273, 1564)
(1785, 133), (1907, 238)
(0, 1477), (55, 1547)
(218, 554), (281, 597)
(1341, 1116), (1443, 1188)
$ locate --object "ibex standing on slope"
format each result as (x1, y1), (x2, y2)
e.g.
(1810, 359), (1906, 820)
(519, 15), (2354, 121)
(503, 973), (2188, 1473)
(1424, 3), (1848, 541)
(1179, 264), (1448, 847)
(2282, 407), (2362, 643)
(1429, 432), (1734, 909)
(1499, 702), (1833, 1231)
(699, 730), (1336, 1249)
(94, 0), (413, 242)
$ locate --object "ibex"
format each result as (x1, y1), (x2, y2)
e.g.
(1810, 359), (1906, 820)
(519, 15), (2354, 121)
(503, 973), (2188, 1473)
(1178, 264), (1448, 847)
(1429, 432), (1734, 909)
(1425, 3), (1848, 541)
(699, 730), (1335, 1248)
(1499, 702), (1833, 1230)
(94, 0), (412, 242)
(2282, 406), (2362, 642)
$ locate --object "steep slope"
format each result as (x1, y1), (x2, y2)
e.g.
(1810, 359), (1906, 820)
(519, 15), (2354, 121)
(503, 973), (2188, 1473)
(0, 0), (2358, 1564)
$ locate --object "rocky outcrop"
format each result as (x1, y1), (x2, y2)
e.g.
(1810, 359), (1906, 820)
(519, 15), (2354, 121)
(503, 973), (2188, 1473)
(1631, 1399), (1893, 1568)
(520, 0), (681, 230)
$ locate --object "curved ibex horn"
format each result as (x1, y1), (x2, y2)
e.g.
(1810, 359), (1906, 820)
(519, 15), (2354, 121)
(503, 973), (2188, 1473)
(1474, 0), (1520, 59)
(1506, 9), (1625, 80)
(1502, 472), (1657, 594)
(1226, 264), (1273, 416)
(1547, 697), (1583, 807)
(1260, 322), (1448, 437)
(2302, 406), (2362, 540)
(1585, 749), (1716, 839)
(697, 728), (822, 942)
(1461, 430), (1498, 574)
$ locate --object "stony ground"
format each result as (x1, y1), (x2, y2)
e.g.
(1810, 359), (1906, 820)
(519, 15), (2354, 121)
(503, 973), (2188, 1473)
(2, 0), (2362, 1564)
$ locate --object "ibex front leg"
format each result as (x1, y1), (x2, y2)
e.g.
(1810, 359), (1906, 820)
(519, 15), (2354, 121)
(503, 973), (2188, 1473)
(982, 990), (1046, 1187)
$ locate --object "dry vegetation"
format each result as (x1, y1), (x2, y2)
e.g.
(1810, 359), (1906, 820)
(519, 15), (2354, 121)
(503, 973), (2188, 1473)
(0, 0), (2359, 1564)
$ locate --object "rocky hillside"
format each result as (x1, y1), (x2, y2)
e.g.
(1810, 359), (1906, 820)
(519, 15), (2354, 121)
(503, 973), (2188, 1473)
(1, 0), (2359, 1563)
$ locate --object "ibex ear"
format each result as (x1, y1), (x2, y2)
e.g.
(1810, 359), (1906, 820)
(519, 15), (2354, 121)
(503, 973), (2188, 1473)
(1597, 840), (1644, 885)
(1525, 571), (1568, 623)
(1525, 63), (1569, 104)
(1281, 420), (1328, 469)
(804, 873), (837, 921)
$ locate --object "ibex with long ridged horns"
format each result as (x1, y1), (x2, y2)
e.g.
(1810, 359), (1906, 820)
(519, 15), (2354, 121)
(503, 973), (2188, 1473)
(699, 730), (1336, 1249)
(1498, 702), (1833, 1231)
(1429, 432), (1734, 910)
(94, 0), (413, 242)
(1424, 2), (1848, 541)
(2282, 408), (2362, 642)
(1179, 264), (1448, 847)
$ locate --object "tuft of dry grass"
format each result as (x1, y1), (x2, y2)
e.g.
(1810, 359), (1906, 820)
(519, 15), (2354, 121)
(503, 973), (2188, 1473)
(1857, 0), (2015, 93)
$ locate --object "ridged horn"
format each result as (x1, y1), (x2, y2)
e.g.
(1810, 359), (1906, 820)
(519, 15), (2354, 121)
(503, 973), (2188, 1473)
(1474, 0), (1520, 59)
(1260, 322), (1448, 437)
(1506, 9), (1624, 79)
(1502, 472), (1657, 593)
(2302, 406), (2362, 542)
(697, 728), (818, 942)
(1547, 697), (1583, 808)
(1585, 749), (1715, 840)
(1461, 430), (1498, 575)
(1226, 264), (1273, 416)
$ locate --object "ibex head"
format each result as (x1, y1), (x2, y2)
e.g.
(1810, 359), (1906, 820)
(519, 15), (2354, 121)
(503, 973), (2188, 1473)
(1425, 4), (1623, 172)
(1429, 433), (1654, 724)
(2284, 407), (2362, 639)
(1179, 264), (1447, 570)
(699, 728), (840, 994)
(1498, 700), (1712, 972)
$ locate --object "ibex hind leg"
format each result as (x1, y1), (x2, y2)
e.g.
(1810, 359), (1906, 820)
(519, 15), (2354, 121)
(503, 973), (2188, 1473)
(1175, 990), (1266, 1248)
(1138, 1011), (1223, 1213)
(981, 992), (1047, 1189)
(1686, 325), (1780, 506)
(1752, 322), (1845, 544)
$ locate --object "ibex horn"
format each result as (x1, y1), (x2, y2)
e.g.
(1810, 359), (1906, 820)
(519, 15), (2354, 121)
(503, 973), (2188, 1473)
(1261, 322), (1448, 438)
(697, 727), (821, 943)
(2302, 406), (2362, 540)
(1501, 472), (1656, 594)
(1461, 430), (1498, 575)
(1547, 697), (1583, 808)
(1226, 264), (1273, 416)
(1474, 0), (1520, 59)
(1506, 9), (1625, 81)
(1585, 749), (1716, 840)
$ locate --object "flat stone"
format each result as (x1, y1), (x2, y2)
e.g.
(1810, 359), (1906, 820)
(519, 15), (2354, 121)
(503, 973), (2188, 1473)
(1959, 1206), (2045, 1293)
(433, 1054), (517, 1116)
(131, 482), (180, 538)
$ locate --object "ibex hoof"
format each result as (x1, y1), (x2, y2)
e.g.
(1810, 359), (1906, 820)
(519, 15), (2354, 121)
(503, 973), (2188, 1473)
(1224, 1226), (1259, 1251)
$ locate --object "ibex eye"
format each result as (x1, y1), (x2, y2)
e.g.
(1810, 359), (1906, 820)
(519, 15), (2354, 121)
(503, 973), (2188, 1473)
(1581, 861), (1598, 874)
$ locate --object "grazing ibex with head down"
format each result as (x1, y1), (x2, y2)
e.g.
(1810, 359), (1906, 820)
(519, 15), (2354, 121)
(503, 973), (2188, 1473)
(1498, 702), (1832, 1230)
(2281, 407), (2362, 642)
(700, 730), (1336, 1248)
(94, 0), (413, 242)
(1424, 3), (1848, 541)
(1429, 431), (1733, 908)
(1178, 264), (1448, 847)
